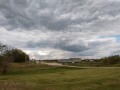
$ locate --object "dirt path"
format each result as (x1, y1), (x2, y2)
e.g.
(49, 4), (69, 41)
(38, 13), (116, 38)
(41, 62), (65, 66)
(41, 62), (120, 68)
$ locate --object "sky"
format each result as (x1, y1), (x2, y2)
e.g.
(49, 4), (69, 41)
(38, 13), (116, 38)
(0, 0), (120, 59)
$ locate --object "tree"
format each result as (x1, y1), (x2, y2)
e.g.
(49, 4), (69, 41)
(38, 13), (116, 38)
(0, 43), (13, 74)
(0, 42), (30, 74)
(9, 49), (29, 63)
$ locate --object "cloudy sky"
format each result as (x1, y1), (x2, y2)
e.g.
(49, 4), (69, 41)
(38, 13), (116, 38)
(0, 0), (120, 59)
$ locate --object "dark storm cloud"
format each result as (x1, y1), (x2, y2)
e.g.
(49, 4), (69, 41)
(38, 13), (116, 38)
(27, 38), (89, 52)
(0, 0), (73, 30)
(0, 0), (120, 32)
(54, 39), (89, 52)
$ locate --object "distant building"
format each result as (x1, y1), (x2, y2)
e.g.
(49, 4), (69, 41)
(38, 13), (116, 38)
(83, 59), (94, 62)
(58, 58), (82, 63)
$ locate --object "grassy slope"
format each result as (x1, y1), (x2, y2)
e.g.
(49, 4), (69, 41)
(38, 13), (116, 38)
(0, 63), (120, 90)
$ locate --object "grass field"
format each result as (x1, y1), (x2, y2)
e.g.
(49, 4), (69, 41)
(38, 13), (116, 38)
(0, 63), (120, 90)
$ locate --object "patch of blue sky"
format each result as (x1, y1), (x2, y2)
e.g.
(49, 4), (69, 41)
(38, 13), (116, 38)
(115, 35), (120, 42)
(98, 35), (120, 43)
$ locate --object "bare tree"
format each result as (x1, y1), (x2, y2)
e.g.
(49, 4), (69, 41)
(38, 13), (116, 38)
(0, 43), (13, 75)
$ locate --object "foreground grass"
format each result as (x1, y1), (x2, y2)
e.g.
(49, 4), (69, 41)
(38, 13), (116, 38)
(0, 63), (120, 90)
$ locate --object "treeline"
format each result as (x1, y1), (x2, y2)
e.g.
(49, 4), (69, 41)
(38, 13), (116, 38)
(67, 55), (120, 67)
(0, 42), (29, 74)
(100, 55), (120, 65)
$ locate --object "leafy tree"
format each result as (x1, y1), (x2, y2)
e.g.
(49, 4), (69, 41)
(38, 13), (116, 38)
(0, 42), (30, 74)
(10, 49), (29, 63)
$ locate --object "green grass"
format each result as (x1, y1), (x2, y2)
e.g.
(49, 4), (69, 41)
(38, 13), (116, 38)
(68, 62), (120, 67)
(0, 63), (120, 90)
